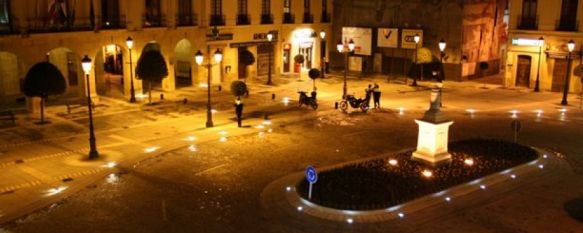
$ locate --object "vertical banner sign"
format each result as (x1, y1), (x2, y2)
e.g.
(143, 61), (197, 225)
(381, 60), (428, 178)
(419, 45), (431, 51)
(305, 166), (318, 200)
(378, 28), (399, 48)
(342, 27), (373, 56)
(401, 29), (424, 49)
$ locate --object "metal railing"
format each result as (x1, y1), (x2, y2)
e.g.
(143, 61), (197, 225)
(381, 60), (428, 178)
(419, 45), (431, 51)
(260, 14), (273, 24)
(26, 16), (93, 33)
(176, 13), (198, 26)
(556, 19), (579, 32)
(143, 14), (167, 28)
(283, 13), (294, 24)
(99, 15), (126, 30)
(517, 15), (538, 30)
(303, 13), (313, 23)
(210, 14), (225, 26)
(236, 14), (250, 25)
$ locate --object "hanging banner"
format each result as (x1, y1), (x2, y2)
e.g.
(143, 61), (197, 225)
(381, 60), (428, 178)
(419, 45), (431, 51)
(401, 29), (423, 49)
(342, 27), (372, 56)
(378, 28), (399, 48)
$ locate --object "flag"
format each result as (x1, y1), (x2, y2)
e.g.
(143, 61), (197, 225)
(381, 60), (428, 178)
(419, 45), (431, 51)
(48, 0), (67, 26)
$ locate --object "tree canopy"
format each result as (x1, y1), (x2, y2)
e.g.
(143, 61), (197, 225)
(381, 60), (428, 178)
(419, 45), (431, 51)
(136, 50), (168, 82)
(415, 48), (434, 64)
(239, 50), (255, 66)
(22, 62), (66, 98)
(308, 69), (321, 80)
(230, 80), (247, 97)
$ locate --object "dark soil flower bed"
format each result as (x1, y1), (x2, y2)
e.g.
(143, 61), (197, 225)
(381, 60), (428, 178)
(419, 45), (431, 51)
(297, 139), (538, 210)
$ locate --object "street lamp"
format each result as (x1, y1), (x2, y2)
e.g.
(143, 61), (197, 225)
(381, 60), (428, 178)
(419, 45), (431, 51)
(534, 36), (544, 92)
(320, 30), (326, 79)
(126, 36), (136, 103)
(561, 39), (575, 106)
(337, 38), (355, 99)
(438, 38), (446, 83)
(413, 34), (420, 86)
(195, 48), (223, 127)
(267, 32), (274, 85)
(81, 55), (99, 160)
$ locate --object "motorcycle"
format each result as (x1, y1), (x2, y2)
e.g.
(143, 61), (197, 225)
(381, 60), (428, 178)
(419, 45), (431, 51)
(340, 94), (369, 112)
(298, 91), (318, 110)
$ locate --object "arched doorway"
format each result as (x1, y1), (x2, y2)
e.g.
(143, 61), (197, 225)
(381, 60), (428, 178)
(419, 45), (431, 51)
(94, 44), (125, 98)
(0, 52), (26, 104)
(47, 48), (83, 98)
(516, 55), (532, 87)
(174, 39), (193, 88)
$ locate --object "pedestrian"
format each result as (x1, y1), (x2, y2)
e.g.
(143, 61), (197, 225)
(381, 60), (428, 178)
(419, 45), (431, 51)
(235, 98), (244, 127)
(373, 83), (381, 109)
(365, 84), (372, 107)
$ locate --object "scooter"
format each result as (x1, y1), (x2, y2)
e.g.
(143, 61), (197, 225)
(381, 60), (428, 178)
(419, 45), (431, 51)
(340, 94), (369, 112)
(298, 91), (318, 110)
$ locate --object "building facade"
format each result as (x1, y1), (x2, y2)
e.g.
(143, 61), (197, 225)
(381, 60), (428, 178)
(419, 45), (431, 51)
(506, 0), (583, 93)
(0, 0), (332, 106)
(331, 0), (506, 82)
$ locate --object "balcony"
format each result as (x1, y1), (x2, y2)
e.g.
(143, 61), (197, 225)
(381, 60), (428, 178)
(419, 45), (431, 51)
(556, 19), (579, 32)
(321, 12), (331, 23)
(143, 14), (167, 28)
(517, 15), (538, 30)
(261, 14), (273, 24)
(210, 15), (225, 26)
(176, 13), (197, 26)
(237, 14), (250, 25)
(26, 16), (94, 33)
(99, 15), (126, 30)
(283, 13), (294, 24)
(303, 13), (313, 23)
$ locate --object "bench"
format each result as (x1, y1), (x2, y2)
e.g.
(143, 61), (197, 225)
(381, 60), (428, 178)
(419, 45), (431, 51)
(0, 111), (16, 125)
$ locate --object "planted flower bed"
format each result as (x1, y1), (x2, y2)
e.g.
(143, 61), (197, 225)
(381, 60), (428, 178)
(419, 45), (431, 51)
(297, 139), (538, 210)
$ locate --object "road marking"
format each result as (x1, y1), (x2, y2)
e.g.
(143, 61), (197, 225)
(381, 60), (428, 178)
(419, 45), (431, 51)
(0, 180), (43, 194)
(56, 168), (106, 181)
(20, 166), (54, 182)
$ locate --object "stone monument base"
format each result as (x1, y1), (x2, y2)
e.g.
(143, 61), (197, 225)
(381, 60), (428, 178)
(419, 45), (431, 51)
(412, 119), (454, 164)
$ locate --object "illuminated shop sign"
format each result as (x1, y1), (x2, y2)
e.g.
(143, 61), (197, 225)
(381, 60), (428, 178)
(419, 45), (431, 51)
(512, 38), (542, 46)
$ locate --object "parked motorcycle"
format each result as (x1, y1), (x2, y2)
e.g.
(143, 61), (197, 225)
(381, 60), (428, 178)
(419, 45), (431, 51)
(298, 91), (318, 110)
(340, 94), (369, 112)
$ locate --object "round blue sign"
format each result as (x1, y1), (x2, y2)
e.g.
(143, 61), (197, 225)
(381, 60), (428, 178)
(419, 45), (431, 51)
(306, 166), (318, 184)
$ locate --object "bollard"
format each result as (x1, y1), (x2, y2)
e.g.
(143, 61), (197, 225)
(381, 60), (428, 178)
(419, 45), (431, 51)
(264, 114), (269, 120)
(272, 93), (276, 100)
(160, 93), (164, 100)
(183, 98), (188, 104)
(218, 85), (222, 91)
(335, 102), (339, 109)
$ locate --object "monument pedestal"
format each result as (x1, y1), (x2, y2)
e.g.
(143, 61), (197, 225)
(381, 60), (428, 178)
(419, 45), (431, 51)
(412, 87), (454, 164)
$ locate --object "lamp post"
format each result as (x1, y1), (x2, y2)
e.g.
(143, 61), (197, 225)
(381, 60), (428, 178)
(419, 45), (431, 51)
(81, 55), (99, 160)
(267, 32), (274, 85)
(337, 38), (355, 99)
(438, 38), (446, 83)
(561, 39), (575, 106)
(412, 34), (420, 86)
(126, 36), (136, 103)
(534, 36), (544, 92)
(195, 48), (223, 127)
(320, 30), (326, 79)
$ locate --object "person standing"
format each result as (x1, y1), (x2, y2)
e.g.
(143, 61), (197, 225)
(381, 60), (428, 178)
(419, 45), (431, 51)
(235, 98), (244, 127)
(373, 83), (381, 109)
(365, 84), (373, 107)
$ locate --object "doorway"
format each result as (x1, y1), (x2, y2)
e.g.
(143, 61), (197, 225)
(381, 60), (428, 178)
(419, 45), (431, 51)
(283, 44), (291, 73)
(95, 44), (125, 98)
(552, 59), (568, 92)
(515, 55), (531, 87)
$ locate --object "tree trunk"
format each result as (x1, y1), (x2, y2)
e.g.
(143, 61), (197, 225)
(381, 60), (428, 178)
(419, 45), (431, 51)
(40, 97), (45, 124)
(148, 81), (152, 104)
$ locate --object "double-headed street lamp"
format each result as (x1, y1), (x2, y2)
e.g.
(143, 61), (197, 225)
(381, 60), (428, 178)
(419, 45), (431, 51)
(81, 55), (99, 160)
(412, 33), (421, 86)
(534, 36), (544, 92)
(561, 39), (576, 106)
(337, 38), (355, 99)
(267, 32), (274, 85)
(195, 47), (223, 127)
(320, 30), (326, 79)
(126, 36), (136, 103)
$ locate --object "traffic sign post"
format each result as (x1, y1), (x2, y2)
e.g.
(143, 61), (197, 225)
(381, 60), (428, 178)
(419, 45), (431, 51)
(305, 166), (318, 200)
(511, 120), (522, 143)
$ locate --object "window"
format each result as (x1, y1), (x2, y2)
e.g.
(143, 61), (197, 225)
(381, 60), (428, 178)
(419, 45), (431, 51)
(0, 0), (9, 26)
(559, 0), (578, 31)
(283, 0), (291, 13)
(238, 0), (247, 14)
(322, 0), (327, 13)
(237, 0), (249, 24)
(321, 0), (329, 22)
(145, 0), (162, 26)
(210, 0), (224, 26)
(262, 0), (270, 15)
(519, 0), (537, 29)
(303, 0), (312, 23)
(304, 0), (310, 13)
(177, 0), (194, 26)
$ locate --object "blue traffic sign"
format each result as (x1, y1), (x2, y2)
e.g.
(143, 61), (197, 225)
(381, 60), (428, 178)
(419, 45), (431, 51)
(305, 166), (318, 184)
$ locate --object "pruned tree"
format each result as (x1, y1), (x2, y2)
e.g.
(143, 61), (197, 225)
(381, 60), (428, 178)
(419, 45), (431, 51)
(230, 80), (247, 100)
(294, 54), (305, 80)
(22, 62), (66, 124)
(308, 68), (321, 91)
(136, 50), (168, 104)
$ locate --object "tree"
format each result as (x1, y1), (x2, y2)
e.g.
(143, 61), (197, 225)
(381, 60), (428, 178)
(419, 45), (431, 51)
(135, 50), (168, 104)
(230, 80), (247, 100)
(308, 68), (321, 91)
(294, 54), (305, 80)
(414, 48), (434, 82)
(22, 62), (66, 124)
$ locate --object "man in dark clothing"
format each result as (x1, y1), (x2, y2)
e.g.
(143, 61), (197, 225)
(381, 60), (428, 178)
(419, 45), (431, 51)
(235, 99), (244, 127)
(373, 83), (381, 109)
(365, 84), (372, 107)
